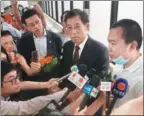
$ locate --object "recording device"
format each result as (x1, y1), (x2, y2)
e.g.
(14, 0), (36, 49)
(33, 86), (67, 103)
(31, 51), (39, 62)
(58, 64), (88, 83)
(59, 64), (88, 110)
(106, 78), (128, 116)
(79, 75), (101, 111)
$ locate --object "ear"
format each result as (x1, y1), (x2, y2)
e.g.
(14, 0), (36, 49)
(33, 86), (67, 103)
(85, 23), (90, 30)
(130, 41), (138, 51)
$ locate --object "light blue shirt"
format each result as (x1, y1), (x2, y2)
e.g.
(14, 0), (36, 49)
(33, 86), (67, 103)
(2, 22), (22, 38)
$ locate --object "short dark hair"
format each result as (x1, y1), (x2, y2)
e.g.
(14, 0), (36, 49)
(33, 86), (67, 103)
(111, 19), (143, 50)
(64, 9), (89, 24)
(1, 30), (13, 37)
(1, 61), (16, 83)
(21, 9), (39, 24)
(61, 10), (69, 23)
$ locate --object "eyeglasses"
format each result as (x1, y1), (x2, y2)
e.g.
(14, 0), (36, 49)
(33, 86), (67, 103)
(28, 20), (41, 28)
(66, 25), (82, 32)
(2, 75), (20, 85)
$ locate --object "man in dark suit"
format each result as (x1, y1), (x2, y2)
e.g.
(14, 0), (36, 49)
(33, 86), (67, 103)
(58, 9), (109, 116)
(18, 9), (62, 99)
(59, 9), (109, 89)
(18, 9), (62, 81)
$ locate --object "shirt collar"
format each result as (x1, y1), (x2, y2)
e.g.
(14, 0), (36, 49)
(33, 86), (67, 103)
(1, 96), (10, 101)
(75, 35), (88, 50)
(33, 29), (47, 39)
(123, 53), (143, 73)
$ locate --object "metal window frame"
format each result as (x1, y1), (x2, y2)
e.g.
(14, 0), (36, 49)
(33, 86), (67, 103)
(70, 1), (73, 10)
(62, 1), (64, 13)
(55, 1), (58, 22)
(110, 1), (119, 28)
(51, 1), (54, 18)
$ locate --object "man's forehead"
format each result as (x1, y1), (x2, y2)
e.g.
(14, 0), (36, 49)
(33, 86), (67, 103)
(108, 27), (124, 40)
(4, 71), (16, 81)
(66, 16), (82, 24)
(1, 35), (13, 40)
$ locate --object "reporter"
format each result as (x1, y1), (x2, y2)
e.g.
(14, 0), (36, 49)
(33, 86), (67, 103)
(1, 61), (67, 115)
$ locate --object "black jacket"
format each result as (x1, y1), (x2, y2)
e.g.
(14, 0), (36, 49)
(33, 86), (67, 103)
(59, 36), (109, 89)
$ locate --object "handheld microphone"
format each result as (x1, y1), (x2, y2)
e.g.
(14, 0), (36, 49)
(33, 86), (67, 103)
(85, 68), (96, 80)
(78, 64), (88, 77)
(106, 78), (128, 116)
(59, 64), (88, 109)
(79, 75), (101, 111)
(58, 65), (79, 83)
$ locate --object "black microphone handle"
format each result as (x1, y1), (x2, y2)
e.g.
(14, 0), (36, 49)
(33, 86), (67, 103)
(79, 94), (90, 111)
(105, 91), (111, 115)
(59, 89), (71, 103)
(59, 89), (72, 110)
(106, 97), (117, 116)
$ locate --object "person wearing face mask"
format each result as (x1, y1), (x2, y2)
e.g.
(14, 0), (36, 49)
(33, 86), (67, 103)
(108, 19), (143, 109)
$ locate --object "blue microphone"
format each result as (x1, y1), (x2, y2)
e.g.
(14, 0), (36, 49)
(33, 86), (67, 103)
(106, 78), (128, 116)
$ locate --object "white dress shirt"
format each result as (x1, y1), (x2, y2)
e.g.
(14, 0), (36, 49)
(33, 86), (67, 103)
(33, 29), (47, 60)
(73, 35), (88, 58)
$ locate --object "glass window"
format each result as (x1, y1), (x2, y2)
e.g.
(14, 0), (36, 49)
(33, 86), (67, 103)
(53, 1), (56, 19)
(58, 1), (62, 22)
(118, 1), (143, 53)
(49, 1), (52, 17)
(89, 1), (111, 47)
(73, 1), (83, 10)
(64, 1), (70, 11)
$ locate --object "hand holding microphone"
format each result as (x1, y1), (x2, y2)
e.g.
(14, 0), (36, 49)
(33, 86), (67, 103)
(106, 78), (128, 116)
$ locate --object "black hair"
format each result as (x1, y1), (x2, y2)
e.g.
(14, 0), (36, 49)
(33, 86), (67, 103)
(111, 19), (143, 50)
(1, 61), (16, 83)
(64, 9), (89, 24)
(1, 30), (13, 37)
(1, 46), (10, 62)
(21, 9), (40, 24)
(61, 10), (69, 23)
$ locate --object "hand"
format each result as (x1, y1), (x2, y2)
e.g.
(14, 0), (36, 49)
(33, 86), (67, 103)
(66, 88), (82, 102)
(16, 54), (27, 65)
(74, 106), (87, 115)
(30, 62), (41, 74)
(48, 79), (61, 93)
(8, 52), (17, 64)
(33, 4), (44, 17)
(47, 79), (59, 88)
(11, 0), (18, 5)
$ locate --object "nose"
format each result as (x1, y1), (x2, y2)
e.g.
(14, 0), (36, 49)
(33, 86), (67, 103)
(15, 79), (20, 84)
(108, 44), (112, 52)
(71, 28), (77, 34)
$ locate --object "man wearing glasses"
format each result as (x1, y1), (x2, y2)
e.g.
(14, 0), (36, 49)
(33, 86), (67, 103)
(18, 9), (62, 99)
(1, 61), (67, 115)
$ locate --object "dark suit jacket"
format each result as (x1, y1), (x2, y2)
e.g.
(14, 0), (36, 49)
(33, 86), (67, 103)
(18, 30), (62, 81)
(19, 30), (62, 65)
(17, 30), (62, 100)
(59, 36), (109, 89)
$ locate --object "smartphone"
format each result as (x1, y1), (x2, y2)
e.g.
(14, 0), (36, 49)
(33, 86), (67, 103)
(31, 51), (39, 62)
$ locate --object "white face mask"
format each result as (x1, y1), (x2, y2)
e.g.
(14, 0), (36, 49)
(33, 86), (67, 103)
(112, 56), (130, 65)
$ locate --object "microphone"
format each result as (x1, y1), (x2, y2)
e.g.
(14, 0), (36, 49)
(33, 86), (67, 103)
(59, 64), (88, 109)
(85, 68), (96, 80)
(58, 65), (79, 83)
(79, 75), (101, 111)
(78, 64), (88, 77)
(106, 78), (128, 116)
